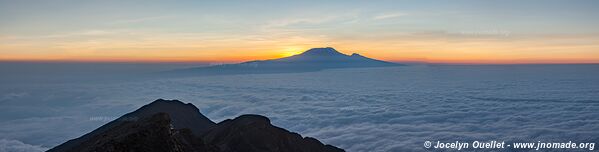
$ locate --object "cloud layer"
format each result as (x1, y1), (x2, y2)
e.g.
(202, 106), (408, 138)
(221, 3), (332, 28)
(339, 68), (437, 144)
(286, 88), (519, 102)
(1, 64), (599, 151)
(0, 139), (47, 152)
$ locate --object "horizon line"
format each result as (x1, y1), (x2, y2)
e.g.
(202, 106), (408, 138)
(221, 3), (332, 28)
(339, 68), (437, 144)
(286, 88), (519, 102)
(1, 59), (598, 65)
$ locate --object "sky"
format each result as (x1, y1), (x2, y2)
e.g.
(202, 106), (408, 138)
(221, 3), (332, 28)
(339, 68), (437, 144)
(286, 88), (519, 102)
(1, 0), (599, 64)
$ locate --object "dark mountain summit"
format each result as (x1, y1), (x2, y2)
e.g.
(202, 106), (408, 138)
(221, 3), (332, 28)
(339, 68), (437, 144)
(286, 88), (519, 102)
(48, 99), (344, 152)
(168, 47), (401, 76)
(292, 47), (347, 57)
(48, 99), (217, 152)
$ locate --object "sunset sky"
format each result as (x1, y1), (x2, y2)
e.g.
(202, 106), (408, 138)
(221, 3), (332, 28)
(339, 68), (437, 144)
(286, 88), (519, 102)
(1, 0), (599, 64)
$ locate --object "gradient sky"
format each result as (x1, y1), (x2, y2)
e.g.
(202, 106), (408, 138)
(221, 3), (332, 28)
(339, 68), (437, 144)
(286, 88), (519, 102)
(1, 0), (599, 64)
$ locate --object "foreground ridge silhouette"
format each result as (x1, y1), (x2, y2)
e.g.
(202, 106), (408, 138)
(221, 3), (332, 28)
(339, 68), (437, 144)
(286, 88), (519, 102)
(48, 99), (345, 152)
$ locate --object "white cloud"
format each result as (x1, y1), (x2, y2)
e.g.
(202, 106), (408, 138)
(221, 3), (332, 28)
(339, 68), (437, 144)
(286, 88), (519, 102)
(262, 11), (361, 30)
(373, 12), (407, 20)
(0, 139), (47, 152)
(263, 15), (346, 29)
(109, 15), (172, 25)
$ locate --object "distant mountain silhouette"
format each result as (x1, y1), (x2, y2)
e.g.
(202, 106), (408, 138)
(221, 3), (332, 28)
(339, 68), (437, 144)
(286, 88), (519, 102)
(167, 47), (402, 76)
(48, 99), (344, 152)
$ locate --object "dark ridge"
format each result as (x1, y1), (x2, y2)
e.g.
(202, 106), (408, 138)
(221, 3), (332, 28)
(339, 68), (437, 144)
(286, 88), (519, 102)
(48, 99), (217, 152)
(203, 114), (344, 152)
(50, 113), (216, 152)
(48, 99), (344, 152)
(118, 99), (217, 136)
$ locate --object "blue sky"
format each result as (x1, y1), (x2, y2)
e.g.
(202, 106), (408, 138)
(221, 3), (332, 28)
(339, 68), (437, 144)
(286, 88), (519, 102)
(1, 0), (599, 63)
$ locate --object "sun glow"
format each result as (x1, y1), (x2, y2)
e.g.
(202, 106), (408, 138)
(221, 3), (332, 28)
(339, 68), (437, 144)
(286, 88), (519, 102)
(280, 47), (305, 57)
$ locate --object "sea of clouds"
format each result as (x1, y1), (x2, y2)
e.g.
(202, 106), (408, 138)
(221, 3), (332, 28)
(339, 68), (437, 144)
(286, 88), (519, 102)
(1, 63), (598, 152)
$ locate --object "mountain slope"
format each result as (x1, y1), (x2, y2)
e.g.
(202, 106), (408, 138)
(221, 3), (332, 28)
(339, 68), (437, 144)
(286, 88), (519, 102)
(48, 99), (216, 152)
(169, 47), (401, 76)
(48, 99), (344, 152)
(50, 113), (215, 152)
(203, 114), (343, 152)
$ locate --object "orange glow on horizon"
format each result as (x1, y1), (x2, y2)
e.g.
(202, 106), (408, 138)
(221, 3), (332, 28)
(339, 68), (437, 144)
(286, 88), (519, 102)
(2, 49), (598, 64)
(2, 36), (599, 64)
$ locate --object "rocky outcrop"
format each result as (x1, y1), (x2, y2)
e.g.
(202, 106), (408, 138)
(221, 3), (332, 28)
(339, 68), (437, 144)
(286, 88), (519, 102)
(204, 114), (343, 152)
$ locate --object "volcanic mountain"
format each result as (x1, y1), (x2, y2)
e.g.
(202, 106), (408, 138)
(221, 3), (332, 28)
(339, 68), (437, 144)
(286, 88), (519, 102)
(48, 99), (344, 152)
(170, 47), (401, 75)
